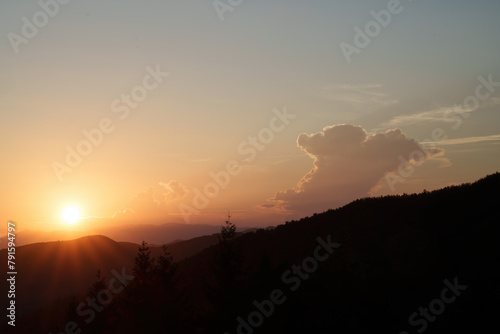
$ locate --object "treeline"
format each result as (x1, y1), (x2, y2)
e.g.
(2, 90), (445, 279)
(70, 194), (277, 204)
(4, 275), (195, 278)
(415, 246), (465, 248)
(12, 172), (500, 333)
(53, 241), (190, 333)
(51, 217), (287, 333)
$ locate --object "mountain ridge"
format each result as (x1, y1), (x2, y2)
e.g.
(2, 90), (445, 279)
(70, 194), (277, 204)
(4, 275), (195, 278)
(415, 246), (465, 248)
(2, 172), (499, 333)
(0, 222), (257, 250)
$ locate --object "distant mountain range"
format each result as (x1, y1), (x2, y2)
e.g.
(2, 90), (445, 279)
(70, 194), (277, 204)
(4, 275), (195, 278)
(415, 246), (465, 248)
(0, 223), (258, 250)
(0, 227), (262, 317)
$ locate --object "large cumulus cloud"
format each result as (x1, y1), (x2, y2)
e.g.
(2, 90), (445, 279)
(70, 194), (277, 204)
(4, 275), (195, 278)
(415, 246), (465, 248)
(266, 124), (444, 214)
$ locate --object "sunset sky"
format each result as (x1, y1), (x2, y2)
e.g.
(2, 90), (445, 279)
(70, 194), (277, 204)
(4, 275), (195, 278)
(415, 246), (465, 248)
(1, 0), (499, 232)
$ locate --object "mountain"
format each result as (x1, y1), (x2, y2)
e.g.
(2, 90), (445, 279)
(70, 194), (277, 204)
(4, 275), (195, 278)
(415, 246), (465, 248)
(2, 172), (499, 333)
(0, 229), (84, 250)
(0, 228), (254, 319)
(94, 222), (236, 245)
(0, 223), (253, 250)
(176, 172), (500, 332)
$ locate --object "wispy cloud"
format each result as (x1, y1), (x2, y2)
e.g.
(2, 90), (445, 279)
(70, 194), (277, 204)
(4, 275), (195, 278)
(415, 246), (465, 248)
(379, 97), (500, 129)
(381, 107), (454, 128)
(422, 134), (500, 146)
(321, 84), (397, 108)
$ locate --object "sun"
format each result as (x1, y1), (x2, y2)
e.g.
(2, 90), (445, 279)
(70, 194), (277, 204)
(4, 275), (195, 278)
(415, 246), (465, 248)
(61, 206), (81, 224)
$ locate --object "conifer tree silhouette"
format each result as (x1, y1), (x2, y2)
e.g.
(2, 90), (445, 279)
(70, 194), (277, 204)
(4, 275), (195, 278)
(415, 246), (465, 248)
(205, 212), (246, 331)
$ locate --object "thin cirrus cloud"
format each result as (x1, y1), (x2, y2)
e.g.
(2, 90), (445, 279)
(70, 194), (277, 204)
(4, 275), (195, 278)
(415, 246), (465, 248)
(422, 134), (500, 146)
(263, 124), (444, 215)
(381, 107), (454, 128)
(322, 84), (397, 107)
(379, 97), (500, 129)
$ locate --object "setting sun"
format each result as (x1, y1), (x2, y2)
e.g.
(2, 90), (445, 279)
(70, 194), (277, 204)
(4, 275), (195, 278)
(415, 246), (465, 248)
(61, 206), (81, 224)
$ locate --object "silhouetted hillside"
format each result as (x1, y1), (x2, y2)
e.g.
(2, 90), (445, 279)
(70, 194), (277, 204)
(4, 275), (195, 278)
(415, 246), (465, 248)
(176, 172), (500, 333)
(0, 236), (135, 317)
(0, 230), (247, 329)
(0, 229), (84, 250)
(3, 172), (499, 333)
(0, 222), (245, 249)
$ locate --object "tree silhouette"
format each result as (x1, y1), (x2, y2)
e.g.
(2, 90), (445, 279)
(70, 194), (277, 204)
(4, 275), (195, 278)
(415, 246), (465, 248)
(133, 241), (152, 284)
(115, 241), (193, 333)
(205, 213), (247, 331)
(215, 213), (241, 286)
(84, 269), (115, 333)
(218, 212), (237, 242)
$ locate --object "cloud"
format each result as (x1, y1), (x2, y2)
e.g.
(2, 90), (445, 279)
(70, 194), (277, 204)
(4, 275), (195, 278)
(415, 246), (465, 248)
(422, 134), (500, 146)
(259, 203), (277, 209)
(380, 107), (453, 128)
(322, 84), (397, 108)
(265, 124), (444, 214)
(113, 180), (188, 221)
(377, 96), (500, 130)
(159, 180), (189, 201)
(112, 208), (135, 219)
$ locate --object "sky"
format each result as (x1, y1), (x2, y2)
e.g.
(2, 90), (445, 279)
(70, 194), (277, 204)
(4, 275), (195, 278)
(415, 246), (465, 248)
(1, 0), (499, 232)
